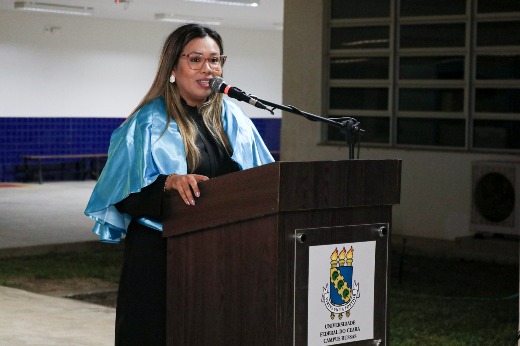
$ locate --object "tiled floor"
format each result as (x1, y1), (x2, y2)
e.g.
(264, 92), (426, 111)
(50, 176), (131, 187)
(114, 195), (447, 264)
(0, 181), (99, 250)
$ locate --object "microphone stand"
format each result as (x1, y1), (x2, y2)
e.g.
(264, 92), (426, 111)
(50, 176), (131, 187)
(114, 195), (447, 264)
(251, 96), (363, 160)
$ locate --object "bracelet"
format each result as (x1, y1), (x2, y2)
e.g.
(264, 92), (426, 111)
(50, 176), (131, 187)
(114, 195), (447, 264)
(164, 173), (177, 192)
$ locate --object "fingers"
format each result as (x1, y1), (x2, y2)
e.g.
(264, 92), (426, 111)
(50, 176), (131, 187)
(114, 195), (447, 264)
(189, 174), (210, 199)
(168, 174), (209, 206)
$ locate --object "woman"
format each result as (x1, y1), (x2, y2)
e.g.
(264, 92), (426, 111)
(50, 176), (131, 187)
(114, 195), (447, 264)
(84, 24), (274, 345)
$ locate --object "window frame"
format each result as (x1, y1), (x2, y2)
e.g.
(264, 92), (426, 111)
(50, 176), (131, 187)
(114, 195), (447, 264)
(324, 0), (520, 153)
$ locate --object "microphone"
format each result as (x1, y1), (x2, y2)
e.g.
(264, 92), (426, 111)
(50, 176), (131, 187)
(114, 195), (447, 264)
(210, 77), (270, 112)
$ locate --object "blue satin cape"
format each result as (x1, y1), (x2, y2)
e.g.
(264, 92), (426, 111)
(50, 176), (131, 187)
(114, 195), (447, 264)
(84, 97), (274, 243)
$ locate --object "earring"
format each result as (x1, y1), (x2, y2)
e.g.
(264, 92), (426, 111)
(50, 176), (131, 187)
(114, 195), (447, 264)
(169, 75), (175, 83)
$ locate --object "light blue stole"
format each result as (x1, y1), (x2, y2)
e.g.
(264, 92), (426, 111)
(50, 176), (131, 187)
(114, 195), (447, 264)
(84, 97), (274, 243)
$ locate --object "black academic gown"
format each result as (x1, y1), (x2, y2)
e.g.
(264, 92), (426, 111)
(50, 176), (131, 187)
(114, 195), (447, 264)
(114, 106), (239, 346)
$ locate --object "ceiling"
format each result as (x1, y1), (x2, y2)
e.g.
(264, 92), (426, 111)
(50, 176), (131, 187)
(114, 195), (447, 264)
(0, 0), (284, 31)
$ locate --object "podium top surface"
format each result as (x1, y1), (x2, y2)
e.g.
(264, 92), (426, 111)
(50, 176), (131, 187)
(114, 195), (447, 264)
(162, 159), (401, 237)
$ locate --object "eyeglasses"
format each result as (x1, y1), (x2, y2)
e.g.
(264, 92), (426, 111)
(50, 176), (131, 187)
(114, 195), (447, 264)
(180, 53), (227, 71)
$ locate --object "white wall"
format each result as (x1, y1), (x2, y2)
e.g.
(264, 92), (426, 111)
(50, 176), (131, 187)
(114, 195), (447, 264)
(0, 11), (282, 118)
(293, 145), (520, 240)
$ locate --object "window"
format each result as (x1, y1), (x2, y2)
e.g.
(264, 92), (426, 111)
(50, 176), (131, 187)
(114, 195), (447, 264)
(400, 0), (466, 17)
(473, 0), (520, 150)
(400, 24), (466, 48)
(477, 0), (520, 14)
(330, 87), (388, 110)
(327, 0), (391, 147)
(400, 56), (465, 80)
(330, 57), (389, 79)
(476, 55), (520, 79)
(330, 26), (390, 50)
(331, 0), (390, 19)
(326, 0), (520, 151)
(477, 21), (520, 47)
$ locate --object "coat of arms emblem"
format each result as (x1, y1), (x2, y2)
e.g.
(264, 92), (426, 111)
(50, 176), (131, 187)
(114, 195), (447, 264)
(321, 246), (360, 319)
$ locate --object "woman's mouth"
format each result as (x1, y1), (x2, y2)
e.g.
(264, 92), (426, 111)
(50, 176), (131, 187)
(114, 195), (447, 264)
(197, 79), (211, 87)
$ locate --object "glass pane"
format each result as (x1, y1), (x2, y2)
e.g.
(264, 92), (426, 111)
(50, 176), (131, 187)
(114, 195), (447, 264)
(400, 23), (466, 48)
(400, 56), (465, 80)
(397, 118), (465, 146)
(331, 26), (390, 50)
(474, 120), (520, 149)
(331, 0), (390, 19)
(327, 116), (390, 143)
(477, 21), (520, 47)
(476, 54), (520, 79)
(401, 0), (466, 16)
(330, 87), (388, 110)
(478, 0), (520, 14)
(399, 88), (464, 112)
(330, 57), (389, 79)
(475, 88), (520, 113)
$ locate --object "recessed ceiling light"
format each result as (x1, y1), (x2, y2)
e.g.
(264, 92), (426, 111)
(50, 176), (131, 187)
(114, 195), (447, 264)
(154, 13), (222, 26)
(14, 1), (93, 16)
(184, 0), (259, 7)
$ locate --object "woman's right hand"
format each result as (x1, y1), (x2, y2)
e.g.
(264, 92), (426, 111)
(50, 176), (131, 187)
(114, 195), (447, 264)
(165, 174), (209, 206)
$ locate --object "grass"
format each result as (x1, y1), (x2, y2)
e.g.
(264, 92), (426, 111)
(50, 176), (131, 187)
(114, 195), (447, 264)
(0, 246), (123, 289)
(0, 246), (517, 345)
(390, 251), (519, 346)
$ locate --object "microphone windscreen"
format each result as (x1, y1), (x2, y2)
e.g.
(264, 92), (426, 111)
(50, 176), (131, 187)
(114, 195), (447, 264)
(210, 77), (225, 93)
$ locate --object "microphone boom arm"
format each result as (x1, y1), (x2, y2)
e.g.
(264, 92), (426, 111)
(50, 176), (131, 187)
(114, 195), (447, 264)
(250, 96), (363, 160)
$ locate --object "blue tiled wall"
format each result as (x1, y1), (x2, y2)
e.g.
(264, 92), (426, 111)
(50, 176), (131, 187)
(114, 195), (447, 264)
(251, 118), (281, 160)
(0, 117), (280, 182)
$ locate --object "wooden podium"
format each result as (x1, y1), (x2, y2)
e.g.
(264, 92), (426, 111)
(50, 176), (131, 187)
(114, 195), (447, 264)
(162, 160), (401, 346)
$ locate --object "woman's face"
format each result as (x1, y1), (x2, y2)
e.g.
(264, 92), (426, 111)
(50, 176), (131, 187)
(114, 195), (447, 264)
(172, 36), (223, 107)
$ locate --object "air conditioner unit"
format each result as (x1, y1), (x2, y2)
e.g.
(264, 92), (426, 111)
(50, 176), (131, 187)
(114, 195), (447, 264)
(471, 160), (520, 236)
